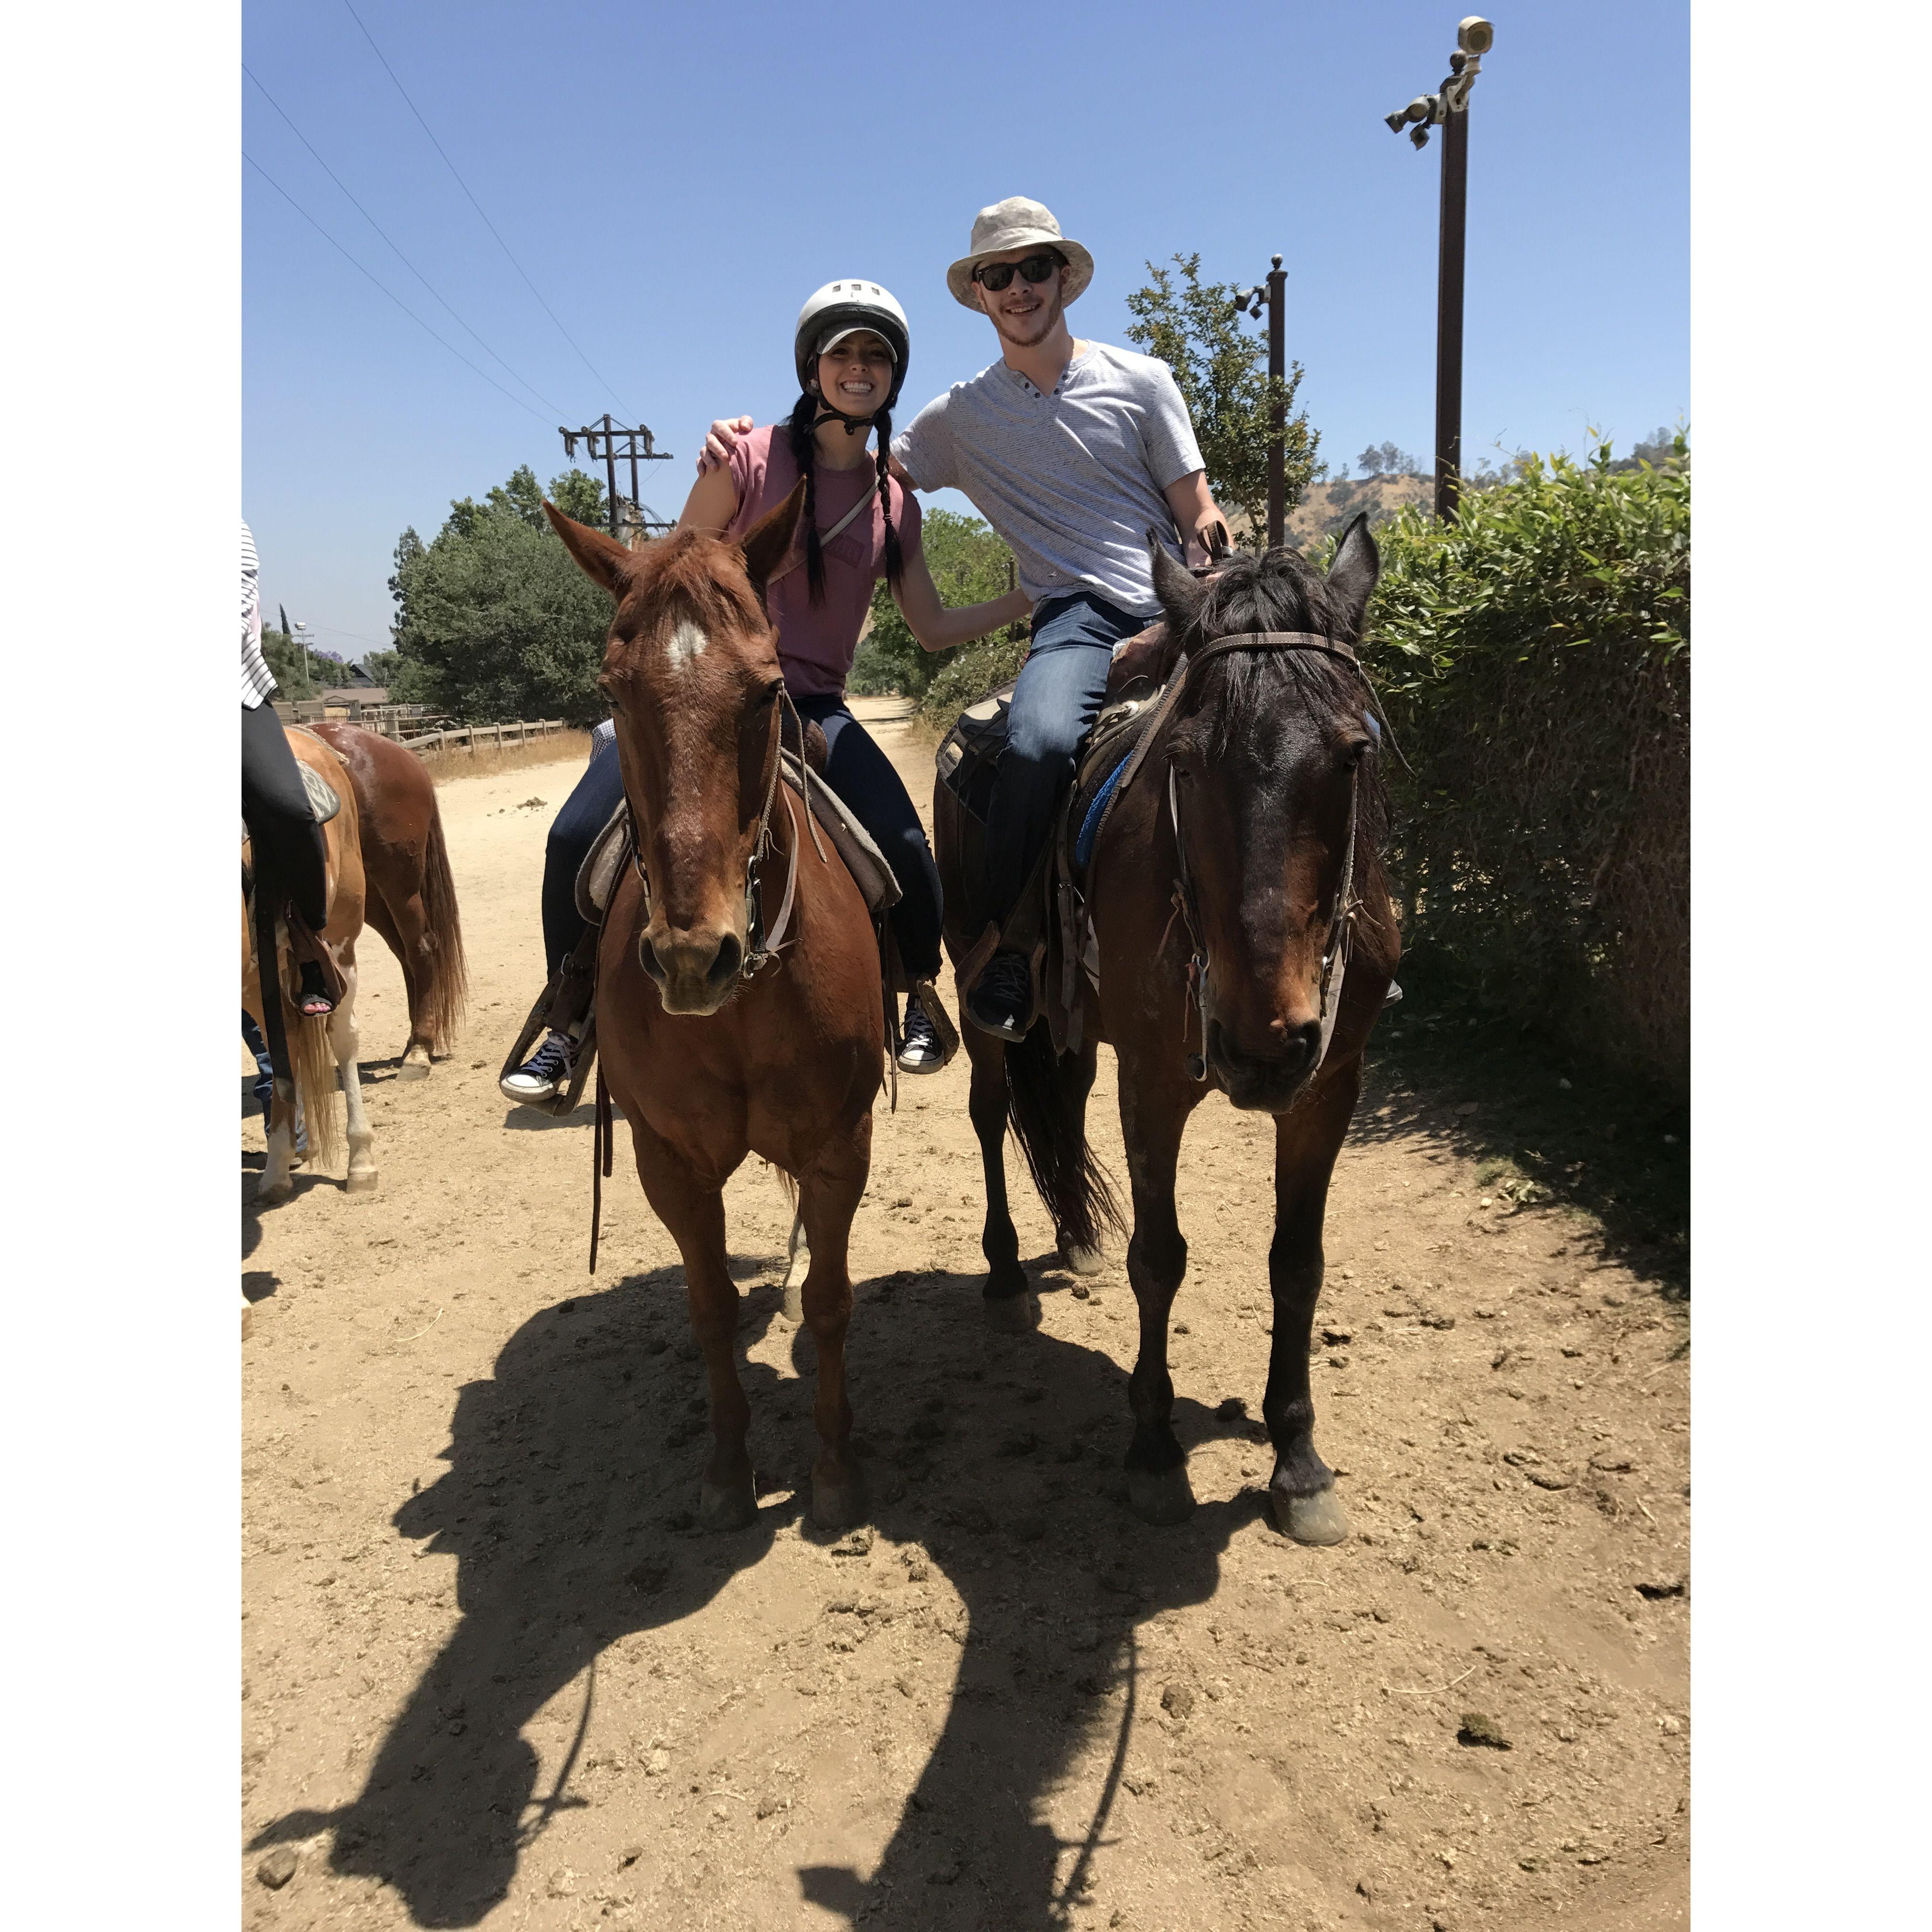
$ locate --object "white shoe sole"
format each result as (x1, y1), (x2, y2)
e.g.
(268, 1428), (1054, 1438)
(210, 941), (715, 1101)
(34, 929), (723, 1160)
(500, 1074), (560, 1103)
(896, 1051), (946, 1075)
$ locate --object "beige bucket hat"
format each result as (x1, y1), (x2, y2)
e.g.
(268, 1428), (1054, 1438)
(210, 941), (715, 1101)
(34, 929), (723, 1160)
(946, 196), (1095, 310)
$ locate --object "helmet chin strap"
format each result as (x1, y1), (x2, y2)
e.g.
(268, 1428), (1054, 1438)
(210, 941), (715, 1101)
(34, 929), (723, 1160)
(806, 383), (879, 437)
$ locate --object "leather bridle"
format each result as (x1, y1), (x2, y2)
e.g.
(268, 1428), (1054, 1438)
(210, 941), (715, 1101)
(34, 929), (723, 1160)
(1154, 630), (1373, 1089)
(622, 683), (826, 984)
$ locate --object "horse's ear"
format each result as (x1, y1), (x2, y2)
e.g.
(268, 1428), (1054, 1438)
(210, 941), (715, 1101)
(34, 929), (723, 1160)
(1325, 513), (1380, 636)
(543, 501), (633, 598)
(1147, 528), (1207, 635)
(740, 479), (807, 598)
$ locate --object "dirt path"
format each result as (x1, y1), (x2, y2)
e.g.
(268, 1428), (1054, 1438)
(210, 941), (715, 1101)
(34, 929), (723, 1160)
(242, 700), (1688, 1932)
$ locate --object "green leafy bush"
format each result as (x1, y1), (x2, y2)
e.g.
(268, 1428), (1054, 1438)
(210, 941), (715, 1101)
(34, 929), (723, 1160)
(1363, 437), (1690, 1089)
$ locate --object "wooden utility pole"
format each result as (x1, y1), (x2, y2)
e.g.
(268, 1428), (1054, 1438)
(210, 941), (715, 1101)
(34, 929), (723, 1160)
(1386, 16), (1494, 522)
(1238, 253), (1290, 549)
(559, 418), (676, 540)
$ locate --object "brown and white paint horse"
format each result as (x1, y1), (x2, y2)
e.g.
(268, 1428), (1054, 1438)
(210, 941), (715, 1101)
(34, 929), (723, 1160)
(546, 485), (884, 1530)
(243, 728), (379, 1203)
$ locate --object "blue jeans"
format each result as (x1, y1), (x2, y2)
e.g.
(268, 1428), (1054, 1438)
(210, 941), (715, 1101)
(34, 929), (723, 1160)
(984, 591), (1147, 921)
(793, 695), (943, 980)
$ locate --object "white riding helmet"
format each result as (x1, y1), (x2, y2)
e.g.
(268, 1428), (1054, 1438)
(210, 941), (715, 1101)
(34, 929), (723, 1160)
(794, 280), (910, 412)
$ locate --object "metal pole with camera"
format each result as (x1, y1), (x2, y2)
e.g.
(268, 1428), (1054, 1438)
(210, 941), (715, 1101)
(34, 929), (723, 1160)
(1386, 16), (1494, 523)
(1236, 253), (1290, 548)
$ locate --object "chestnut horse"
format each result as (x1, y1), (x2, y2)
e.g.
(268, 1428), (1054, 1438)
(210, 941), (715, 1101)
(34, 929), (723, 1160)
(934, 520), (1398, 1544)
(243, 727), (379, 1202)
(310, 721), (468, 1077)
(545, 485), (884, 1531)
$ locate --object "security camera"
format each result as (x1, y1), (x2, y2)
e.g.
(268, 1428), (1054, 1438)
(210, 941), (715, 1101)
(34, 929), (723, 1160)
(1458, 17), (1494, 57)
(1407, 95), (1435, 123)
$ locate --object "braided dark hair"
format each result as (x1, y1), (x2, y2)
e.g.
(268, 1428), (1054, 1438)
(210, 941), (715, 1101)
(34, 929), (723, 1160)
(873, 404), (903, 592)
(783, 390), (903, 606)
(784, 392), (828, 605)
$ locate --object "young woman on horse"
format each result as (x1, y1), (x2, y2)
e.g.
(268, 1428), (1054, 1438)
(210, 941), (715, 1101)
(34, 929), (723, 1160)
(502, 279), (1027, 1102)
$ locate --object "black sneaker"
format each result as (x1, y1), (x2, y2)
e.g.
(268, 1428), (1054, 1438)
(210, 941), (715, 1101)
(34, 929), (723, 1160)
(965, 950), (1033, 1041)
(500, 1028), (575, 1103)
(897, 995), (946, 1074)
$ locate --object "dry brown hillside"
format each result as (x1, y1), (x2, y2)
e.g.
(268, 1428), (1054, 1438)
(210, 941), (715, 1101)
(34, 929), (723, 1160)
(1225, 473), (1432, 552)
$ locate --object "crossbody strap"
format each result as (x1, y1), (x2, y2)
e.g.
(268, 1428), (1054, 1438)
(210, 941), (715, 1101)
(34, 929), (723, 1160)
(765, 488), (876, 588)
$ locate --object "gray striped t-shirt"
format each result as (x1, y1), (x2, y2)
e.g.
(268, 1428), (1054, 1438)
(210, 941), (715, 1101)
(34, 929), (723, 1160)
(242, 519), (276, 707)
(892, 341), (1205, 619)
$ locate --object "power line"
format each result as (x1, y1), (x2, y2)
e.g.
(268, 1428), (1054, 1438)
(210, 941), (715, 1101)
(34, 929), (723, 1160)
(243, 63), (567, 419)
(244, 151), (550, 423)
(339, 0), (636, 418)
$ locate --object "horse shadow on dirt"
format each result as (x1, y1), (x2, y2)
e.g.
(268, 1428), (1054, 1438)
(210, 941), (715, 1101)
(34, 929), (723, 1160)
(252, 1258), (1270, 1929)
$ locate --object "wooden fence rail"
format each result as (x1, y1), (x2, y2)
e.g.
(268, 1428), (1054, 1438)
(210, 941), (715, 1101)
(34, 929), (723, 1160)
(397, 719), (569, 757)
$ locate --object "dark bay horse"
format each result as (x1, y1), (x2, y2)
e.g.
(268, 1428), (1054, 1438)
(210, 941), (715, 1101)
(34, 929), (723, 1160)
(935, 518), (1398, 1544)
(545, 486), (885, 1531)
(310, 721), (467, 1077)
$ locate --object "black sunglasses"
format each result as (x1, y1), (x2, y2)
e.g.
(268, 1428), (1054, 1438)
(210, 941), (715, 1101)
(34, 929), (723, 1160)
(973, 252), (1064, 291)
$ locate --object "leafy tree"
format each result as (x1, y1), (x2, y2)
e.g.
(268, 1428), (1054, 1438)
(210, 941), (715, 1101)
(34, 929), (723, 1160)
(1609, 425), (1688, 475)
(386, 464), (625, 724)
(356, 647), (403, 688)
(1357, 440), (1420, 478)
(1124, 253), (1320, 548)
(850, 508), (1018, 698)
(259, 626), (315, 702)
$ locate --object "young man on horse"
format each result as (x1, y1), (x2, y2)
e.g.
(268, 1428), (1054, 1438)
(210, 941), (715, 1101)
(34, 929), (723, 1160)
(701, 197), (1230, 1039)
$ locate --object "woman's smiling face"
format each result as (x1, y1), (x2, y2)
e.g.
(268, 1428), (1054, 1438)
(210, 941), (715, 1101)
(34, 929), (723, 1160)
(815, 331), (894, 417)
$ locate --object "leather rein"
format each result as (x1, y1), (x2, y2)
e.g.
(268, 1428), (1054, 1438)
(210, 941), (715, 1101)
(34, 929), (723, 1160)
(1153, 629), (1373, 1088)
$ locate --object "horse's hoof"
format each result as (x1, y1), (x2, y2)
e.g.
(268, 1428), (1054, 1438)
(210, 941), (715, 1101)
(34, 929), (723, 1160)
(1127, 1464), (1196, 1525)
(396, 1055), (432, 1082)
(255, 1176), (292, 1205)
(982, 1290), (1040, 1334)
(811, 1469), (867, 1530)
(345, 1169), (380, 1195)
(1058, 1241), (1104, 1277)
(1272, 1483), (1349, 1546)
(699, 1472), (757, 1530)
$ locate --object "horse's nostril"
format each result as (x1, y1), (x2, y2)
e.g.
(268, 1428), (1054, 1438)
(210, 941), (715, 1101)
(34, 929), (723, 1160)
(706, 932), (742, 989)
(637, 936), (666, 984)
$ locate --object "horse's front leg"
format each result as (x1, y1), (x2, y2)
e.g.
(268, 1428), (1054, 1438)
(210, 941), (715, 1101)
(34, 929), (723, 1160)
(1263, 1065), (1360, 1545)
(330, 957), (379, 1193)
(1118, 1067), (1196, 1524)
(965, 1030), (1033, 1323)
(796, 1115), (872, 1529)
(628, 1118), (755, 1529)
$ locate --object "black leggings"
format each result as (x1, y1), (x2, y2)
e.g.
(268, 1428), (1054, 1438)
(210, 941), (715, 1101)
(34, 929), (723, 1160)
(793, 695), (943, 979)
(241, 702), (328, 932)
(541, 732), (625, 977)
(539, 703), (944, 983)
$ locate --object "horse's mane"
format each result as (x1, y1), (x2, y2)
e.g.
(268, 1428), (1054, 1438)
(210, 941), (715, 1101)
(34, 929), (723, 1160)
(1184, 546), (1391, 880)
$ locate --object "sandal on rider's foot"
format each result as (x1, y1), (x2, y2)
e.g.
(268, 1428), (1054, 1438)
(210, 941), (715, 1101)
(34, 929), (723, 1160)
(297, 961), (334, 1018)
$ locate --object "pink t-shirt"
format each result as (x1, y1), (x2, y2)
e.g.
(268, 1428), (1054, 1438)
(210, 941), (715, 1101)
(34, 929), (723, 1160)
(724, 423), (922, 699)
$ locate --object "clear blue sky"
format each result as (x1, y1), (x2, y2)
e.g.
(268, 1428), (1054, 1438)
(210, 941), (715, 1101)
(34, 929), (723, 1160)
(243, 0), (1687, 661)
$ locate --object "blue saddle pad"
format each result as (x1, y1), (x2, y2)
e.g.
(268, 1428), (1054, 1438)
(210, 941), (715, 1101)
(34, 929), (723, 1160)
(1074, 756), (1129, 872)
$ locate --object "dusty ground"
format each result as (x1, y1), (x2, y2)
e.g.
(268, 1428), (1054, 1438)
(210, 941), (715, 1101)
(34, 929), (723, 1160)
(242, 700), (1689, 1932)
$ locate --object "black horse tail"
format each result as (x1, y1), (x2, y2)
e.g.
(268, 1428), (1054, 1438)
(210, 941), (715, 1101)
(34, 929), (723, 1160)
(1003, 1023), (1126, 1256)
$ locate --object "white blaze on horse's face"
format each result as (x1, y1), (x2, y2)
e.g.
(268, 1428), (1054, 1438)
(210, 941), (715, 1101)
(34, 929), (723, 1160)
(664, 619), (707, 674)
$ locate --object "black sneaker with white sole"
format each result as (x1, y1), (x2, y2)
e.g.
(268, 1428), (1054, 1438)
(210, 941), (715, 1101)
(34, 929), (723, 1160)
(964, 949), (1034, 1041)
(500, 1028), (575, 1103)
(897, 994), (946, 1074)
